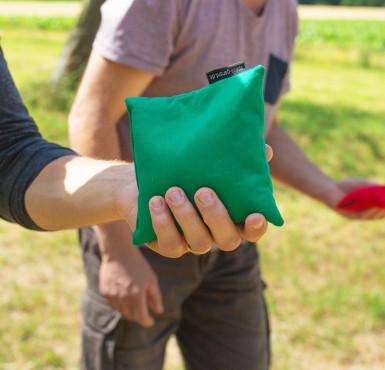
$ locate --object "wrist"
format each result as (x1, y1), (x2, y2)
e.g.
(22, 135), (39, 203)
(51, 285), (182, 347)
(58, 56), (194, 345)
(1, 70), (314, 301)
(74, 160), (137, 227)
(311, 181), (344, 209)
(100, 243), (139, 261)
(95, 221), (137, 259)
(113, 163), (138, 231)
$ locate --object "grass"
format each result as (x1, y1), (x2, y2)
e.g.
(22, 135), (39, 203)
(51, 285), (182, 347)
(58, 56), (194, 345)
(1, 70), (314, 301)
(298, 20), (385, 51)
(0, 27), (72, 145)
(297, 20), (385, 70)
(1, 18), (385, 370)
(0, 16), (76, 30)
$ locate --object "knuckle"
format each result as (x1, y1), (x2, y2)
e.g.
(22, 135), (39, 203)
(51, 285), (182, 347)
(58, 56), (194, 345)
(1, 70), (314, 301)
(201, 239), (213, 251)
(158, 243), (185, 258)
(190, 238), (212, 253)
(219, 234), (241, 251)
(166, 249), (186, 258)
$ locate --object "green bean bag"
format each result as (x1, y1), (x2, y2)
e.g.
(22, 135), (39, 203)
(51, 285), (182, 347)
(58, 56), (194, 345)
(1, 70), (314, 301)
(126, 64), (283, 245)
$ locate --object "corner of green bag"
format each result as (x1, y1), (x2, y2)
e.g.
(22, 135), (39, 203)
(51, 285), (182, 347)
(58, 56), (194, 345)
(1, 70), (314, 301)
(271, 212), (285, 227)
(254, 64), (265, 76)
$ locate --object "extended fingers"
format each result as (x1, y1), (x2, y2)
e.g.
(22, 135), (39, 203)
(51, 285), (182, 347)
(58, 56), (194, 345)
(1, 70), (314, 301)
(133, 294), (155, 328)
(148, 196), (188, 258)
(165, 188), (213, 254)
(149, 188), (269, 256)
(147, 283), (164, 315)
(194, 188), (241, 251)
(103, 288), (154, 328)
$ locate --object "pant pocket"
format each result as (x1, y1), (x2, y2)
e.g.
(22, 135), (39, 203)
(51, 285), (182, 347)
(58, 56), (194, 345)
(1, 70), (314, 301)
(81, 289), (122, 370)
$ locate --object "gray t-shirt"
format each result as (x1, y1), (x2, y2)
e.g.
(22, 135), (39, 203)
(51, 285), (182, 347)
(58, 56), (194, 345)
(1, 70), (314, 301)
(94, 0), (298, 160)
(0, 48), (75, 229)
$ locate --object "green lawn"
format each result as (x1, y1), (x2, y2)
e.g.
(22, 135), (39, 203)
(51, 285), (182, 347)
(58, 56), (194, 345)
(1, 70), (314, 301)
(1, 18), (385, 370)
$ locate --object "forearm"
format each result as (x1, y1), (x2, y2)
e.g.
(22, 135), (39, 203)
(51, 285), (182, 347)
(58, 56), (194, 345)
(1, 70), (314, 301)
(266, 124), (340, 207)
(68, 71), (136, 249)
(69, 105), (122, 160)
(25, 156), (137, 230)
(68, 49), (154, 160)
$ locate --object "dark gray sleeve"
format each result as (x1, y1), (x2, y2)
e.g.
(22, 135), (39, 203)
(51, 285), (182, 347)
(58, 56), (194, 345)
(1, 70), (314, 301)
(0, 48), (76, 230)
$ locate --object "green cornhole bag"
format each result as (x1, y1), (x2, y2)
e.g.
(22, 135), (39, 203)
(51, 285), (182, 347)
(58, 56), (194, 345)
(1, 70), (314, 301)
(126, 64), (284, 246)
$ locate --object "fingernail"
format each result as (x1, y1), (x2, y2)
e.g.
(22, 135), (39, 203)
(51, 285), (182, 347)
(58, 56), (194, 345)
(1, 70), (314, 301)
(198, 191), (214, 206)
(168, 189), (183, 205)
(150, 197), (164, 210)
(251, 221), (264, 231)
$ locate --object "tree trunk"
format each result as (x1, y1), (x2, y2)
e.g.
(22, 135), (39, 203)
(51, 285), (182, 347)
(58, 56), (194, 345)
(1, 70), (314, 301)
(50, 0), (106, 91)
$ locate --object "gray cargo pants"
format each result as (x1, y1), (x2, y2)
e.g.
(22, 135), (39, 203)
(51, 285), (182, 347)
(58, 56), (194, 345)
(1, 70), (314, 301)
(79, 227), (270, 370)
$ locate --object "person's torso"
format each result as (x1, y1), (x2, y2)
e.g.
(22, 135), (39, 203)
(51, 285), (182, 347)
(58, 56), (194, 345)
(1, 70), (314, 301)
(117, 0), (298, 161)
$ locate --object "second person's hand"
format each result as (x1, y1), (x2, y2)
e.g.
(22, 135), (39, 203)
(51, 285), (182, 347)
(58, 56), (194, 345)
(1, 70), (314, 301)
(97, 222), (163, 328)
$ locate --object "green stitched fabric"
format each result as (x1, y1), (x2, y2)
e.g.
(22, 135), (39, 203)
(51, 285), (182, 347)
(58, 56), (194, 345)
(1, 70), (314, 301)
(126, 65), (284, 245)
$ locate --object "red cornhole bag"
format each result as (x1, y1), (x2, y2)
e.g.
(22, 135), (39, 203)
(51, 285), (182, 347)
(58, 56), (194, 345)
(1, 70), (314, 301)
(336, 185), (385, 211)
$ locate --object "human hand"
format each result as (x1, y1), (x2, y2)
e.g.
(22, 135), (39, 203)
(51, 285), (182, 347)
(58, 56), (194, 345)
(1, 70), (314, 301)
(98, 231), (163, 327)
(117, 145), (273, 258)
(318, 178), (385, 220)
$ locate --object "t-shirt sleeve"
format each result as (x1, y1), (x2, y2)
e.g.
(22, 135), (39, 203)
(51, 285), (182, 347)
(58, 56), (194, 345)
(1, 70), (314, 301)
(0, 48), (76, 230)
(93, 0), (181, 76)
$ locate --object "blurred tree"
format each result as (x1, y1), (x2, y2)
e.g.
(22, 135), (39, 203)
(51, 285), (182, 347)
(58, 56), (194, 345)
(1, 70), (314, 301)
(50, 0), (105, 92)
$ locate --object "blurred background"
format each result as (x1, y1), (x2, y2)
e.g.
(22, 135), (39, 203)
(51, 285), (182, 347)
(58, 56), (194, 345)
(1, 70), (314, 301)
(0, 0), (384, 369)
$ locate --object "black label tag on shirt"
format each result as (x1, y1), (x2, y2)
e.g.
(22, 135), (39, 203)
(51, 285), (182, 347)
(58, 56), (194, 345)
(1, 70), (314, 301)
(206, 62), (246, 84)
